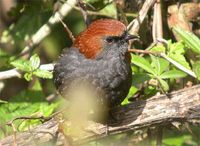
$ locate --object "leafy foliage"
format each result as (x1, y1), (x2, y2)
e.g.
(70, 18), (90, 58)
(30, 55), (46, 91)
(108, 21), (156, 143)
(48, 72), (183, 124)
(10, 54), (52, 81)
(0, 0), (200, 145)
(0, 80), (58, 138)
(173, 27), (200, 55)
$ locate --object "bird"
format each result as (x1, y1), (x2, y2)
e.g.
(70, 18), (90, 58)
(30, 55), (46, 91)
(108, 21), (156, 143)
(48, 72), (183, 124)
(53, 19), (138, 122)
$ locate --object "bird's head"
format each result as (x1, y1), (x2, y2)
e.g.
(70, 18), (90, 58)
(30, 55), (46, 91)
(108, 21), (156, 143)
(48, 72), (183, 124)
(74, 19), (138, 59)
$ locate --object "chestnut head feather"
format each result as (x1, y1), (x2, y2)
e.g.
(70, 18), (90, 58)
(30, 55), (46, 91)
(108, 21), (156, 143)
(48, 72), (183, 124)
(73, 19), (127, 59)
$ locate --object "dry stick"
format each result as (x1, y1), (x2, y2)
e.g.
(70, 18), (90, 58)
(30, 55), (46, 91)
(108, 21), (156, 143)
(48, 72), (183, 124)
(128, 0), (156, 34)
(128, 48), (160, 55)
(156, 0), (163, 39)
(152, 2), (157, 42)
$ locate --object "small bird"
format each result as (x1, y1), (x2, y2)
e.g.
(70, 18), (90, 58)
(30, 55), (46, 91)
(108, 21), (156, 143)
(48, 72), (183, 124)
(53, 19), (138, 121)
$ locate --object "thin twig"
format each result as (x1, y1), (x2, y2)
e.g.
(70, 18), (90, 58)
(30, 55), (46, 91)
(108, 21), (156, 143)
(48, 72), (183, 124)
(128, 48), (160, 55)
(77, 0), (90, 26)
(57, 16), (75, 42)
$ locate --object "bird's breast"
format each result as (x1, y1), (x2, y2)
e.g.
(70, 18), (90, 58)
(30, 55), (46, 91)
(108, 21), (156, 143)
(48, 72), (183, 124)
(53, 48), (132, 107)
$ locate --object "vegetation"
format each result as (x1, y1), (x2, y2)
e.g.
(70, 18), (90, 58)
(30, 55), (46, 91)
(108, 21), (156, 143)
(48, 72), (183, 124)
(0, 0), (199, 145)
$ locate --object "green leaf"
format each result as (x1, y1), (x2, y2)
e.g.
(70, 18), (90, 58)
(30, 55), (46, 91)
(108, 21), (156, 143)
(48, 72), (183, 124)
(10, 59), (32, 72)
(33, 69), (53, 79)
(150, 55), (169, 75)
(132, 73), (151, 86)
(150, 45), (165, 52)
(173, 27), (200, 55)
(30, 54), (40, 70)
(0, 80), (58, 138)
(121, 86), (138, 105)
(193, 61), (200, 80)
(24, 73), (33, 81)
(167, 41), (191, 70)
(131, 54), (155, 75)
(158, 78), (169, 91)
(160, 70), (187, 79)
(100, 2), (117, 18)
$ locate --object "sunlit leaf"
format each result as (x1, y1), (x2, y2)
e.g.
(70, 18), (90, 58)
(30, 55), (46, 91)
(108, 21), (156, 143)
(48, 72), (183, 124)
(33, 69), (53, 79)
(30, 54), (40, 70)
(131, 54), (155, 75)
(160, 70), (187, 79)
(121, 86), (138, 105)
(150, 55), (169, 75)
(10, 59), (32, 72)
(158, 78), (169, 91)
(167, 41), (191, 70)
(173, 27), (200, 55)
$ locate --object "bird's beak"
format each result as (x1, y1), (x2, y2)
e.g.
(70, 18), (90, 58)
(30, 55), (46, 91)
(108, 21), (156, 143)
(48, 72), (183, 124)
(125, 34), (140, 41)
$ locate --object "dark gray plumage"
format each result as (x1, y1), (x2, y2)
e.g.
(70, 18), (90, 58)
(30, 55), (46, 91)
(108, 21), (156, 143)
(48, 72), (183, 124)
(53, 33), (132, 107)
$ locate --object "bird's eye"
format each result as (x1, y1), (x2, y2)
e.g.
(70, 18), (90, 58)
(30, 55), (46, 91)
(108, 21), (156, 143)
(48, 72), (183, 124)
(105, 37), (114, 44)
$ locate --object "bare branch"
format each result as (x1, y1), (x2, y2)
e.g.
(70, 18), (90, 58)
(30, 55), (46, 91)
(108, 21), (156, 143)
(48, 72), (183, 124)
(128, 0), (156, 34)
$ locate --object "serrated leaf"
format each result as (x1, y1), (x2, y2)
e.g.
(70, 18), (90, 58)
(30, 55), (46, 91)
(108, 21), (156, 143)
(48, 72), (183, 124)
(160, 70), (187, 79)
(0, 79), (58, 138)
(173, 27), (200, 55)
(30, 54), (40, 70)
(131, 54), (156, 75)
(151, 45), (166, 52)
(10, 59), (32, 72)
(167, 41), (191, 70)
(150, 55), (169, 75)
(193, 61), (200, 80)
(158, 78), (169, 91)
(33, 69), (53, 79)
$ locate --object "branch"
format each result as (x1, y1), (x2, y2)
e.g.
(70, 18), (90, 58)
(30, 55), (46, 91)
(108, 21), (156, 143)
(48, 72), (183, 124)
(0, 63), (54, 80)
(128, 0), (156, 34)
(1, 84), (200, 146)
(21, 0), (77, 54)
(0, 0), (77, 80)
